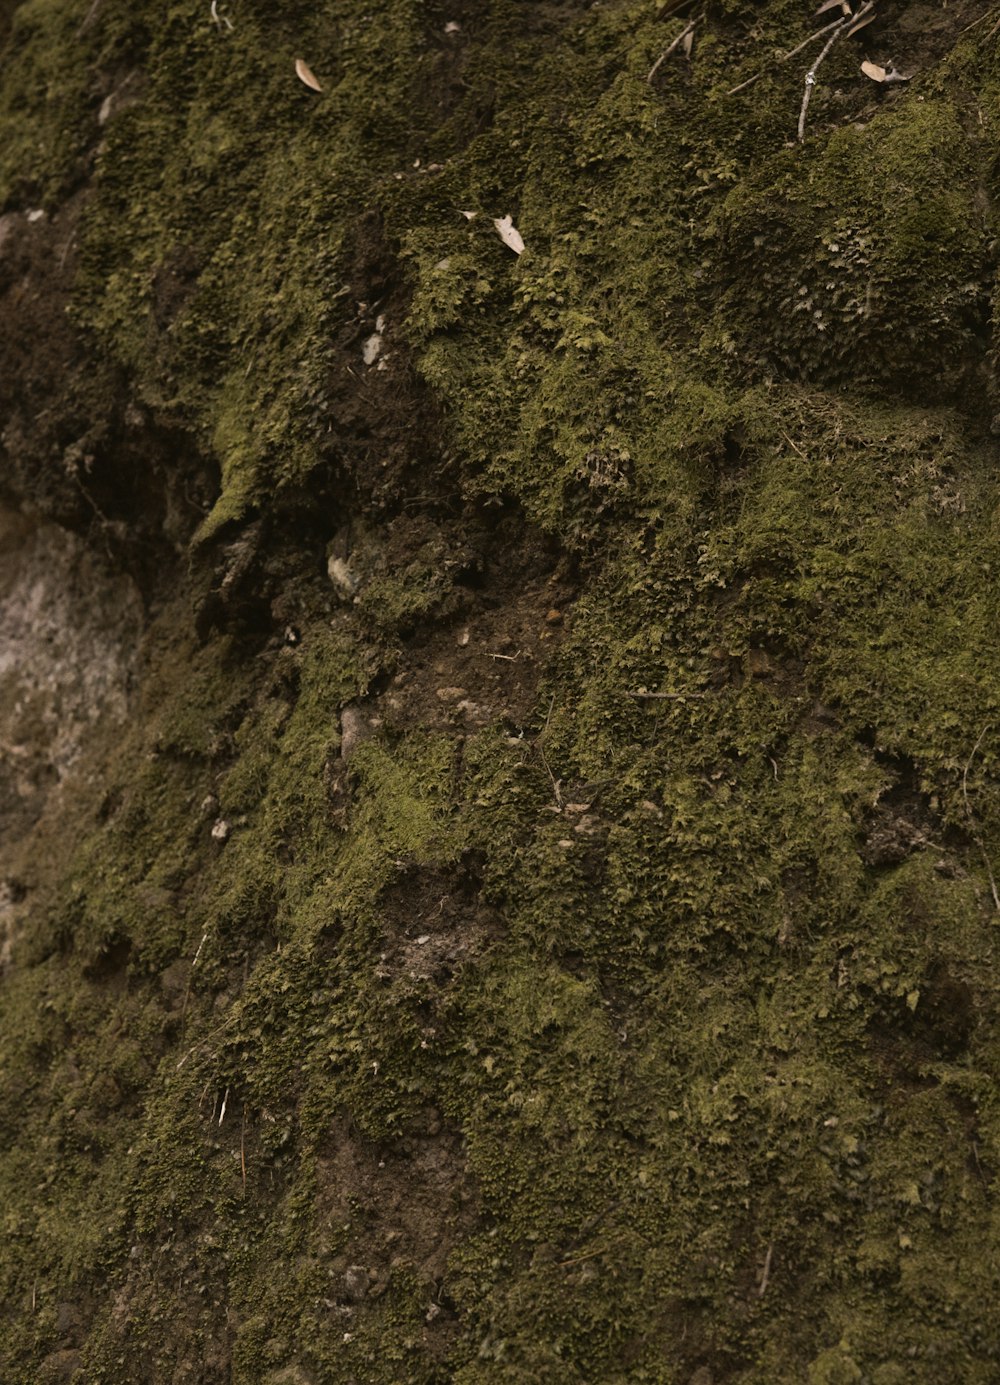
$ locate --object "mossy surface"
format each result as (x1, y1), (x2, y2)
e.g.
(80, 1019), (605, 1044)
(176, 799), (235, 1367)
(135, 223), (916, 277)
(3, 0), (1000, 1381)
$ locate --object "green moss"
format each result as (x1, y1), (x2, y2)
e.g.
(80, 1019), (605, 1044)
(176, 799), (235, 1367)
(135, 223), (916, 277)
(4, 0), (1000, 1380)
(0, 0), (97, 205)
(708, 100), (992, 395)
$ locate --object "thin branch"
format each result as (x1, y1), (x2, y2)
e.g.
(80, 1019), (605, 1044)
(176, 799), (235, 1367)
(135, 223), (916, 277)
(782, 431), (809, 460)
(798, 6), (872, 141)
(76, 0), (102, 36)
(648, 17), (698, 83)
(957, 5), (1000, 39)
(727, 15), (845, 97)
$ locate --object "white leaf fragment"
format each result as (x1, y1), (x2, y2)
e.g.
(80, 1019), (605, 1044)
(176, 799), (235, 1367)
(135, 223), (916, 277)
(362, 331), (383, 366)
(295, 57), (323, 92)
(860, 59), (886, 81)
(460, 209), (477, 221)
(493, 215), (525, 255)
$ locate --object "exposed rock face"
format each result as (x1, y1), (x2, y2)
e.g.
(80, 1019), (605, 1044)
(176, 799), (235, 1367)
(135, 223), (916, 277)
(0, 509), (141, 809)
(0, 507), (142, 964)
(2, 1), (1000, 1381)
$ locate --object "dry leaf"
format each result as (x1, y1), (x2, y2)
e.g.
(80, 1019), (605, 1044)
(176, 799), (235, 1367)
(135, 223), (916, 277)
(846, 9), (876, 36)
(681, 27), (693, 58)
(860, 59), (886, 82)
(493, 215), (525, 255)
(460, 209), (477, 221)
(814, 0), (849, 14)
(295, 58), (323, 92)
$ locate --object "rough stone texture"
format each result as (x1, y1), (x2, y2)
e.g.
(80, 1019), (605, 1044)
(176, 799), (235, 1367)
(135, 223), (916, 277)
(0, 507), (141, 965)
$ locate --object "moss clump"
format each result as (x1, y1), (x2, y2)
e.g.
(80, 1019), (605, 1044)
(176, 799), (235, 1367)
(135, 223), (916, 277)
(708, 100), (992, 397)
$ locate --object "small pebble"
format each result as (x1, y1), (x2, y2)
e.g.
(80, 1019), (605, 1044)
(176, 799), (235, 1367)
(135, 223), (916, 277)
(342, 1266), (369, 1303)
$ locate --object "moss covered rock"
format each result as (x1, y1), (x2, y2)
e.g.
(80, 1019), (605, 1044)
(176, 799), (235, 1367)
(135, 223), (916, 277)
(2, 0), (1000, 1381)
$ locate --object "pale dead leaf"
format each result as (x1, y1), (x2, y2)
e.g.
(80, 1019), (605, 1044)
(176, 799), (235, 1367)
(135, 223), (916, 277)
(860, 59), (886, 82)
(493, 215), (525, 255)
(681, 27), (693, 58)
(295, 58), (323, 92)
(845, 9), (876, 36)
(460, 209), (477, 221)
(815, 0), (850, 12)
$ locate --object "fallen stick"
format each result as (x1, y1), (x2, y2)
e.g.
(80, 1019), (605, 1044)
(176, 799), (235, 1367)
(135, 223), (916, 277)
(798, 2), (874, 141)
(727, 14), (845, 96)
(648, 17), (698, 83)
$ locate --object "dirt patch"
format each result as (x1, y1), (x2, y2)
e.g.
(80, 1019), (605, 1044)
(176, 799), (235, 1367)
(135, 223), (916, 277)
(315, 1114), (478, 1360)
(381, 548), (573, 737)
(377, 853), (505, 990)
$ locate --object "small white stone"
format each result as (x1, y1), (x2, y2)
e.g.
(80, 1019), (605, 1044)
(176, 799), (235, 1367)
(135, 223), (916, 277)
(327, 555), (360, 597)
(339, 704), (372, 762)
(211, 819), (231, 842)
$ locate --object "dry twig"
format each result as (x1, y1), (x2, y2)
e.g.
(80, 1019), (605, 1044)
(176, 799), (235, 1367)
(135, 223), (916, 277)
(648, 17), (699, 82)
(798, 3), (873, 141)
(727, 14), (845, 96)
